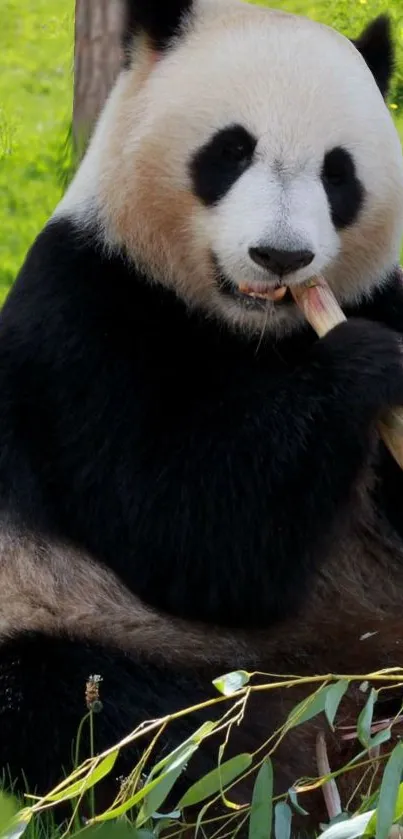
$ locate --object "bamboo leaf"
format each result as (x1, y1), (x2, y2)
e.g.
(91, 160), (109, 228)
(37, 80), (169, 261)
(213, 671), (250, 696)
(0, 793), (19, 837)
(325, 681), (349, 730)
(368, 728), (391, 749)
(274, 802), (292, 839)
(135, 764), (184, 828)
(357, 689), (377, 749)
(318, 810), (375, 839)
(375, 743), (403, 839)
(150, 722), (216, 779)
(0, 795), (31, 839)
(94, 743), (197, 823)
(44, 749), (119, 803)
(286, 685), (329, 729)
(248, 760), (273, 839)
(84, 826), (153, 839)
(288, 787), (309, 816)
(178, 753), (252, 808)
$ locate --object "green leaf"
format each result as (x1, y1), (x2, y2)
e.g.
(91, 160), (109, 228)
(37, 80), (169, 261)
(375, 743), (403, 839)
(136, 764), (185, 828)
(358, 787), (380, 816)
(286, 685), (329, 729)
(325, 681), (349, 730)
(357, 689), (377, 749)
(0, 821), (32, 839)
(327, 813), (350, 827)
(0, 793), (19, 837)
(212, 671), (250, 696)
(369, 728), (391, 749)
(0, 795), (31, 839)
(44, 748), (119, 802)
(178, 753), (252, 808)
(320, 811), (375, 839)
(393, 782), (403, 822)
(274, 802), (292, 839)
(150, 722), (216, 779)
(248, 760), (273, 839)
(95, 742), (197, 823)
(288, 787), (309, 817)
(83, 826), (153, 839)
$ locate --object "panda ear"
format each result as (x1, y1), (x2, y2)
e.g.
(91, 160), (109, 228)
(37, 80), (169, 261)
(352, 15), (394, 99)
(123, 0), (193, 56)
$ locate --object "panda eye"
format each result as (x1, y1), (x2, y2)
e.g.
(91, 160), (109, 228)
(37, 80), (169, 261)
(321, 145), (365, 230)
(190, 124), (257, 207)
(219, 133), (255, 164)
(322, 147), (353, 186)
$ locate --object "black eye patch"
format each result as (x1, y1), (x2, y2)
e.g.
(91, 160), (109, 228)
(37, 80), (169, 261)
(321, 146), (365, 229)
(189, 125), (257, 206)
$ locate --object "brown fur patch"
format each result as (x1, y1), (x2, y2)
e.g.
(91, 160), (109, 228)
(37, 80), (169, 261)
(2, 471), (403, 672)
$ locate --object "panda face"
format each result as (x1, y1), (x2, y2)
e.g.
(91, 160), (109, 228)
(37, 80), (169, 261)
(67, 1), (403, 336)
(189, 125), (363, 332)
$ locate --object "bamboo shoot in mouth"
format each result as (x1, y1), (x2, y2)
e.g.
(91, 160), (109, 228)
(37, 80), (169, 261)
(238, 284), (288, 302)
(290, 276), (403, 470)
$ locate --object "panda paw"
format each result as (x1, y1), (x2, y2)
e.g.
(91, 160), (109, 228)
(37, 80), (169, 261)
(314, 318), (403, 412)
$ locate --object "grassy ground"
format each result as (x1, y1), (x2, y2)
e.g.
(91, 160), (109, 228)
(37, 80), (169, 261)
(0, 0), (73, 302)
(0, 0), (402, 304)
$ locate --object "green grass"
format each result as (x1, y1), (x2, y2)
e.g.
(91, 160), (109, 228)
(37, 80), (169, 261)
(0, 0), (74, 302)
(0, 0), (402, 304)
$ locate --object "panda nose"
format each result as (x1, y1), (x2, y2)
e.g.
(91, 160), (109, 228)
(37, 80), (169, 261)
(248, 246), (315, 276)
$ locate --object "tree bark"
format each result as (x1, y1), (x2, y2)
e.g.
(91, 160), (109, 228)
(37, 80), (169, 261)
(73, 0), (127, 159)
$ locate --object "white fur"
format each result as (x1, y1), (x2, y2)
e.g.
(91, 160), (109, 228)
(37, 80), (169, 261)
(54, 73), (130, 224)
(207, 164), (340, 286)
(55, 1), (403, 336)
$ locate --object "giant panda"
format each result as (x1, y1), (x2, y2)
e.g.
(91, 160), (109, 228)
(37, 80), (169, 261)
(1, 0), (403, 830)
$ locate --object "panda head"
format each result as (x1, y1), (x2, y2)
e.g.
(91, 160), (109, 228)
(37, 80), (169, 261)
(70, 0), (403, 336)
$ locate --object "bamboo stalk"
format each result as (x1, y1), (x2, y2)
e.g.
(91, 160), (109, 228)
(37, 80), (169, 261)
(291, 276), (403, 470)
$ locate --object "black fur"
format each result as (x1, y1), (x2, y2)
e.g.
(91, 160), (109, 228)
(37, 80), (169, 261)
(0, 631), (216, 803)
(1, 218), (403, 631)
(122, 0), (193, 56)
(2, 218), (403, 814)
(321, 147), (365, 229)
(353, 15), (394, 98)
(190, 125), (257, 206)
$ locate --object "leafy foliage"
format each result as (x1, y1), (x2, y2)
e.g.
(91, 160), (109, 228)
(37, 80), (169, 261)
(2, 669), (403, 839)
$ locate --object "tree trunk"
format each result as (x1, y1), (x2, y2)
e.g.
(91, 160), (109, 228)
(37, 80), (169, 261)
(73, 0), (127, 160)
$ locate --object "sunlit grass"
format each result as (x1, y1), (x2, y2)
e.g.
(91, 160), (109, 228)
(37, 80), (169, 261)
(0, 0), (73, 301)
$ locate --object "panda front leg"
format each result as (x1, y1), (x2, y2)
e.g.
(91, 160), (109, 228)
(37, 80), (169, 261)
(131, 315), (403, 629)
(344, 272), (403, 542)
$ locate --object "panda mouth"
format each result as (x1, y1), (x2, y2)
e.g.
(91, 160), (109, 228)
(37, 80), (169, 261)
(217, 275), (294, 309)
